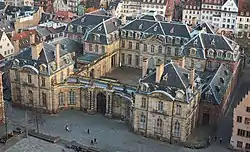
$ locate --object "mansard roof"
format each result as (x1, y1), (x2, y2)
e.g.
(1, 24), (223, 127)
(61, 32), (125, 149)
(121, 19), (191, 38)
(200, 64), (233, 104)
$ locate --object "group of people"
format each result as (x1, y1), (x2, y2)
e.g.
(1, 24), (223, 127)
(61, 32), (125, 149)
(207, 136), (223, 145)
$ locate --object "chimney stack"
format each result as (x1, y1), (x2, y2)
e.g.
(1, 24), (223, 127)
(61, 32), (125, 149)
(142, 58), (148, 77)
(30, 32), (35, 44)
(190, 68), (195, 90)
(155, 60), (164, 83)
(31, 43), (42, 60)
(181, 57), (185, 68)
(56, 43), (60, 69)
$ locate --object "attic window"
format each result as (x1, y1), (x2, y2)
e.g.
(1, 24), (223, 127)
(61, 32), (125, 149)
(193, 39), (198, 45)
(98, 26), (102, 31)
(163, 74), (168, 81)
(81, 17), (85, 22)
(139, 24), (143, 29)
(215, 85), (220, 92)
(220, 77), (224, 84)
(170, 27), (174, 33)
(154, 26), (158, 32)
(211, 39), (215, 45)
(224, 70), (228, 76)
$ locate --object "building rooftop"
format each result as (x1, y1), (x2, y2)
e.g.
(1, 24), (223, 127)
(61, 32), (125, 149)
(77, 53), (101, 64)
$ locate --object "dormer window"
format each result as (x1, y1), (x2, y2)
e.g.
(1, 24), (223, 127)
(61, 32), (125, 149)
(211, 39), (215, 46)
(167, 36), (173, 43)
(190, 48), (196, 56)
(94, 34), (100, 41)
(163, 74), (168, 81)
(139, 24), (143, 29)
(226, 52), (232, 59)
(170, 27), (174, 33)
(219, 77), (224, 84)
(98, 25), (102, 31)
(193, 39), (198, 45)
(175, 37), (180, 44)
(68, 25), (73, 32)
(208, 49), (214, 57)
(77, 26), (82, 33)
(136, 33), (140, 39)
(215, 85), (220, 92)
(154, 26), (158, 32)
(121, 30), (126, 37)
(129, 31), (133, 37)
(217, 51), (223, 58)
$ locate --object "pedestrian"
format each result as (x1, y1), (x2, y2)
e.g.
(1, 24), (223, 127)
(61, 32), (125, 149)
(94, 138), (97, 144)
(90, 140), (94, 145)
(214, 136), (217, 141)
(219, 137), (222, 144)
(87, 129), (90, 134)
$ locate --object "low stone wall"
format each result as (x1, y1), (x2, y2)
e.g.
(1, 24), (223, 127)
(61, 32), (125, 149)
(182, 140), (209, 149)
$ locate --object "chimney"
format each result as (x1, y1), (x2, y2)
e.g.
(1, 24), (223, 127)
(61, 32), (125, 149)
(13, 40), (20, 55)
(30, 32), (36, 44)
(181, 57), (185, 68)
(121, 15), (127, 25)
(155, 60), (164, 83)
(31, 43), (42, 60)
(56, 43), (60, 69)
(190, 68), (195, 90)
(142, 58), (148, 77)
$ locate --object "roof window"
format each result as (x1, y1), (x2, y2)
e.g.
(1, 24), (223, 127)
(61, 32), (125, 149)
(215, 85), (220, 92)
(219, 77), (224, 84)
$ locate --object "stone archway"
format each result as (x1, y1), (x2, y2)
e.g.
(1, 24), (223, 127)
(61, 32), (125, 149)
(96, 92), (106, 114)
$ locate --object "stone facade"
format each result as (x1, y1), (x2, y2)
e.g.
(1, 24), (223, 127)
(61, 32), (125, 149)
(0, 72), (4, 124)
(230, 91), (250, 151)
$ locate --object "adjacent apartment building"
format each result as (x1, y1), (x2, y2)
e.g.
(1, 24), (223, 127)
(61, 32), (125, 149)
(182, 0), (238, 34)
(230, 92), (250, 151)
(0, 31), (14, 60)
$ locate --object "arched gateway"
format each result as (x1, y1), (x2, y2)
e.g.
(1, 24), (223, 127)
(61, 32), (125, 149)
(96, 92), (106, 114)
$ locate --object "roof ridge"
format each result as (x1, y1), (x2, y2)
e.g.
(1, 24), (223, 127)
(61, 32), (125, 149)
(171, 62), (187, 89)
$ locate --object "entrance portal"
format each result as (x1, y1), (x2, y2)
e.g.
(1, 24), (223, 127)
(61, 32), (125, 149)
(97, 92), (106, 114)
(202, 113), (210, 125)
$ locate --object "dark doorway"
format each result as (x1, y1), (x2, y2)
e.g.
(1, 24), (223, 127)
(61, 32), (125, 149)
(90, 69), (94, 78)
(202, 113), (210, 125)
(97, 92), (106, 114)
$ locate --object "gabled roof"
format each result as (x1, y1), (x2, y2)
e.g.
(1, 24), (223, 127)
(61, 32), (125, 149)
(193, 22), (219, 34)
(141, 62), (192, 90)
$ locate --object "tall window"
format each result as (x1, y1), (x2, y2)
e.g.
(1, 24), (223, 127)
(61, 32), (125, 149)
(207, 61), (212, 68)
(89, 44), (92, 51)
(174, 121), (181, 137)
(121, 53), (125, 64)
(176, 105), (181, 115)
(42, 93), (47, 106)
(28, 74), (32, 83)
(95, 45), (98, 52)
(69, 90), (76, 104)
(175, 48), (179, 56)
(237, 116), (242, 123)
(167, 47), (171, 55)
(41, 77), (45, 86)
(121, 40), (125, 48)
(60, 71), (63, 82)
(158, 101), (163, 111)
(128, 54), (132, 65)
(135, 55), (139, 66)
(15, 70), (20, 81)
(151, 45), (154, 53)
(136, 43), (140, 49)
(67, 68), (70, 76)
(16, 87), (21, 102)
(141, 97), (146, 108)
(101, 46), (105, 54)
(128, 42), (132, 49)
(28, 90), (33, 105)
(143, 44), (147, 52)
(139, 112), (146, 129)
(155, 118), (163, 134)
(158, 46), (162, 53)
(58, 92), (64, 106)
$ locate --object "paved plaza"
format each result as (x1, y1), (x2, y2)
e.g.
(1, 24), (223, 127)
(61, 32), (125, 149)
(4, 106), (231, 152)
(5, 137), (74, 152)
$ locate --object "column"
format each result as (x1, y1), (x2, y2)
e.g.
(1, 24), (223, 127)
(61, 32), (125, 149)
(87, 90), (94, 114)
(105, 91), (113, 118)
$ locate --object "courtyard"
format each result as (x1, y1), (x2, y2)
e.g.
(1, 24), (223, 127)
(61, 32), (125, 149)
(5, 105), (231, 152)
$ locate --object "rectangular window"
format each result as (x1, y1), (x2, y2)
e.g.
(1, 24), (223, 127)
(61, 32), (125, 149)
(207, 61), (212, 68)
(42, 93), (47, 106)
(176, 105), (181, 115)
(15, 70), (20, 81)
(141, 97), (146, 108)
(128, 54), (132, 65)
(143, 44), (147, 52)
(41, 77), (45, 86)
(135, 55), (139, 66)
(60, 72), (63, 82)
(121, 53), (125, 64)
(175, 48), (179, 56)
(246, 131), (250, 138)
(246, 143), (250, 149)
(128, 42), (132, 49)
(28, 74), (32, 83)
(158, 101), (163, 111)
(245, 117), (250, 124)
(237, 116), (242, 123)
(121, 40), (125, 48)
(136, 43), (140, 49)
(237, 141), (243, 148)
(167, 47), (171, 55)
(237, 129), (245, 137)
(247, 107), (250, 112)
(89, 44), (92, 51)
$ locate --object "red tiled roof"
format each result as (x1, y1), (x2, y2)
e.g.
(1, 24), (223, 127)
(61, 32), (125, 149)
(12, 30), (37, 41)
(238, 0), (250, 16)
(54, 11), (75, 22)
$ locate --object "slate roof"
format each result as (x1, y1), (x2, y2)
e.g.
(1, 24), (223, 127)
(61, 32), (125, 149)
(36, 27), (51, 37)
(49, 38), (83, 54)
(121, 19), (191, 38)
(0, 20), (14, 33)
(201, 64), (233, 104)
(5, 5), (39, 18)
(0, 2), (5, 10)
(12, 30), (42, 49)
(193, 22), (219, 34)
(14, 42), (72, 75)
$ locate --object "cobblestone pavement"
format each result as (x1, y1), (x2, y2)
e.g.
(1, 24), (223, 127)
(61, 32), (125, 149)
(5, 137), (74, 152)
(5, 106), (231, 152)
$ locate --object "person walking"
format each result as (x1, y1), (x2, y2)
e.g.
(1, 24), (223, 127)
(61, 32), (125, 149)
(219, 137), (222, 144)
(90, 140), (94, 145)
(94, 138), (97, 144)
(87, 129), (90, 134)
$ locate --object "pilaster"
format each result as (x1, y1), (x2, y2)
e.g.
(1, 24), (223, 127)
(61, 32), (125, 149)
(105, 90), (114, 118)
(87, 89), (95, 114)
